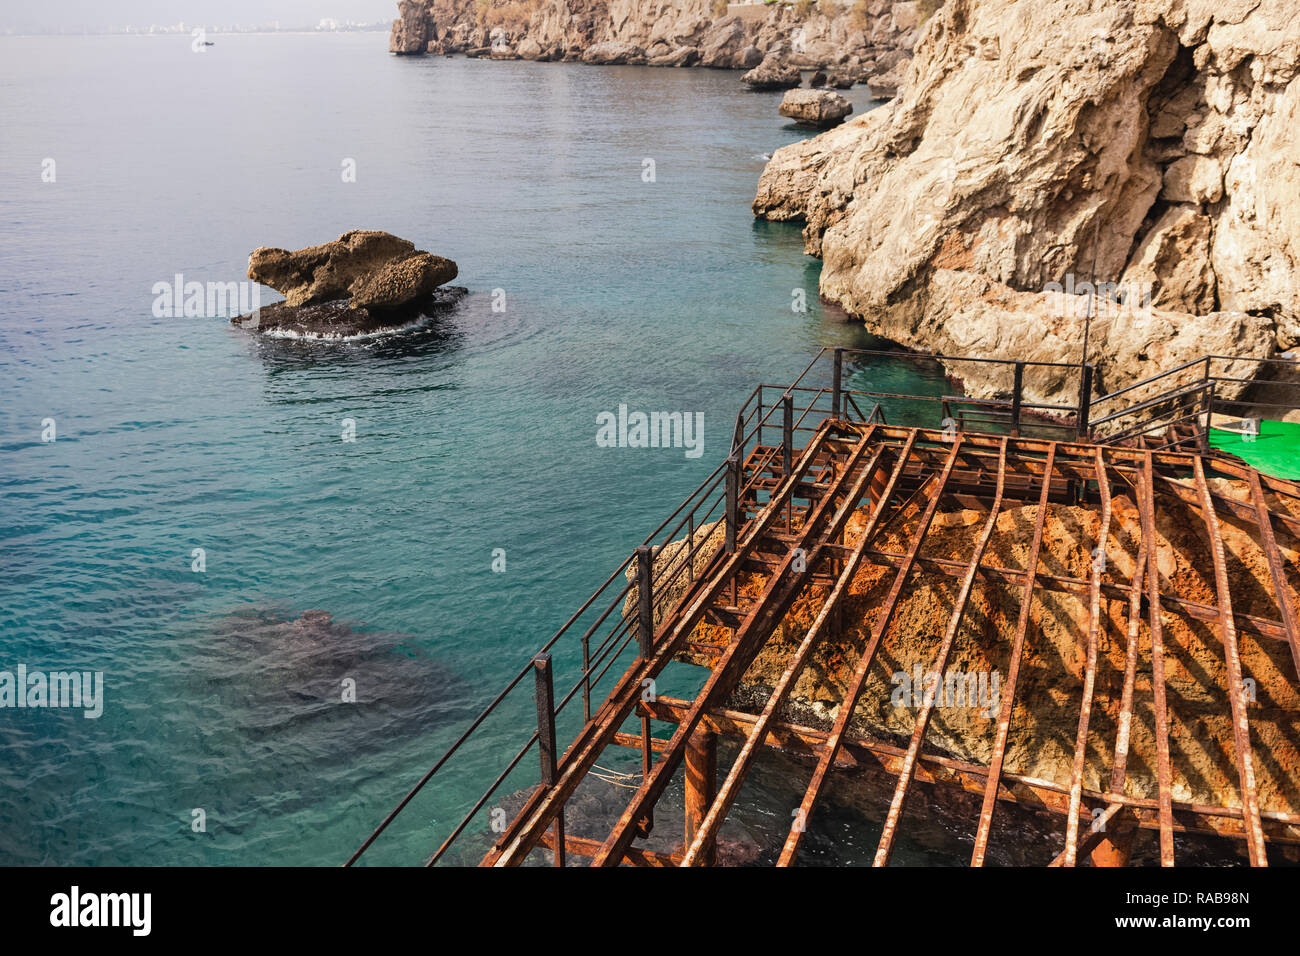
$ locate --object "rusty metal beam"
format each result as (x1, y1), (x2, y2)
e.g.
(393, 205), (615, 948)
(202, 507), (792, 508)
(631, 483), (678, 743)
(1062, 447), (1114, 866)
(777, 439), (965, 866)
(538, 831), (679, 867)
(1192, 455), (1268, 866)
(1110, 541), (1147, 796)
(971, 443), (1057, 866)
(1140, 450), (1176, 865)
(1247, 468), (1300, 682)
(874, 438), (1008, 866)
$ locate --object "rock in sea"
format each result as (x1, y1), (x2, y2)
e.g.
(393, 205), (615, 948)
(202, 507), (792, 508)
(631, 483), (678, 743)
(742, 54), (801, 91)
(231, 230), (464, 337)
(778, 89), (853, 128)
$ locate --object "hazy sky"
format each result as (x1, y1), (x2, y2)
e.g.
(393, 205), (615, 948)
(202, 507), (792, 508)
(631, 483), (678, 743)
(2, 1), (399, 31)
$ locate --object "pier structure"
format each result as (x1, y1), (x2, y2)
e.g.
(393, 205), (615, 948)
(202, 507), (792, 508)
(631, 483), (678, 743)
(349, 348), (1300, 867)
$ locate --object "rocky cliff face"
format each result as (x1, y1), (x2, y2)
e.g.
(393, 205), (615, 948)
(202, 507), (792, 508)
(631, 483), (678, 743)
(391, 1), (934, 81)
(389, 0), (434, 53)
(754, 0), (1300, 404)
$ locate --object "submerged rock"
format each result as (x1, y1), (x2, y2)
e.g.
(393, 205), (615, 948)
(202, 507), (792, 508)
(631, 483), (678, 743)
(742, 54), (801, 90)
(193, 606), (471, 766)
(779, 88), (853, 128)
(233, 230), (460, 337)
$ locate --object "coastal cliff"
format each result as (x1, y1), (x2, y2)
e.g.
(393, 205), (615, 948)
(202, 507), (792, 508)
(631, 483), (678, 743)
(754, 0), (1300, 405)
(390, 0), (936, 85)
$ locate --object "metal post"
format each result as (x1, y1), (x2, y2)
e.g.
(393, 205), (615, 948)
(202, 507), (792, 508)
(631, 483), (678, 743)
(732, 411), (744, 456)
(831, 347), (844, 420)
(684, 728), (718, 866)
(635, 545), (654, 659)
(1010, 361), (1024, 437)
(581, 633), (590, 722)
(757, 385), (764, 448)
(532, 653), (564, 866)
(782, 394), (794, 478)
(1089, 824), (1137, 867)
(725, 456), (739, 554)
(1201, 380), (1216, 455)
(1076, 364), (1094, 441)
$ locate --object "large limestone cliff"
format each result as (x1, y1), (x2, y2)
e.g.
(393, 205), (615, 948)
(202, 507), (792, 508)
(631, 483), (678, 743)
(754, 0), (1300, 404)
(391, 1), (936, 80)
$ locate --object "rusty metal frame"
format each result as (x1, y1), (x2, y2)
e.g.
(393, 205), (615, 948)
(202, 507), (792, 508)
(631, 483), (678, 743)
(491, 431), (1300, 867)
(350, 350), (1300, 870)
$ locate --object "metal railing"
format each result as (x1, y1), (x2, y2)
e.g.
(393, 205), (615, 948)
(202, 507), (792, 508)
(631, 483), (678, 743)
(729, 348), (1093, 453)
(1088, 354), (1300, 450)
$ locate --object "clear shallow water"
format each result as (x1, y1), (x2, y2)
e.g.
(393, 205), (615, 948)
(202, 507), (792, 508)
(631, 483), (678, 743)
(0, 34), (954, 865)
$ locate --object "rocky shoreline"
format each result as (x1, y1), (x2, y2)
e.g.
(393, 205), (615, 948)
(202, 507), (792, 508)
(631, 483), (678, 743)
(752, 0), (1300, 407)
(389, 1), (938, 95)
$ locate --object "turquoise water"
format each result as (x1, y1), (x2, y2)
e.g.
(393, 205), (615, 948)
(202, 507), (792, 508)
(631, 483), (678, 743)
(0, 34), (954, 865)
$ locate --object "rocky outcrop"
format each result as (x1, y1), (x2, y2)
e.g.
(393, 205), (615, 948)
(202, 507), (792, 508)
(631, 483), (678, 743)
(648, 44), (700, 67)
(697, 14), (749, 68)
(394, 1), (935, 78)
(779, 88), (853, 127)
(233, 231), (462, 336)
(754, 0), (1300, 403)
(389, 0), (434, 53)
(742, 53), (802, 90)
(581, 40), (645, 64)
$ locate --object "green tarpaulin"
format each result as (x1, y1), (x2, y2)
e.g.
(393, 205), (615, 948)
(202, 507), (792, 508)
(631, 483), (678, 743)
(1209, 419), (1300, 479)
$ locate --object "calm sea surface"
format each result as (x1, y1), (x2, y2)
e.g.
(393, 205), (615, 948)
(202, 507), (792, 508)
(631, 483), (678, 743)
(0, 33), (956, 865)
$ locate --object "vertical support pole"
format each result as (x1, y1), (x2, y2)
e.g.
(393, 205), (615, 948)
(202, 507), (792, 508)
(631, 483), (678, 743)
(732, 411), (744, 457)
(1202, 371), (1216, 455)
(725, 456), (739, 555)
(782, 394), (794, 478)
(635, 545), (654, 659)
(1089, 825), (1137, 868)
(533, 653), (564, 867)
(831, 347), (844, 420)
(1010, 361), (1024, 437)
(633, 545), (655, 839)
(1076, 363), (1094, 441)
(757, 385), (764, 448)
(684, 728), (717, 866)
(581, 633), (591, 722)
(783, 394), (795, 534)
